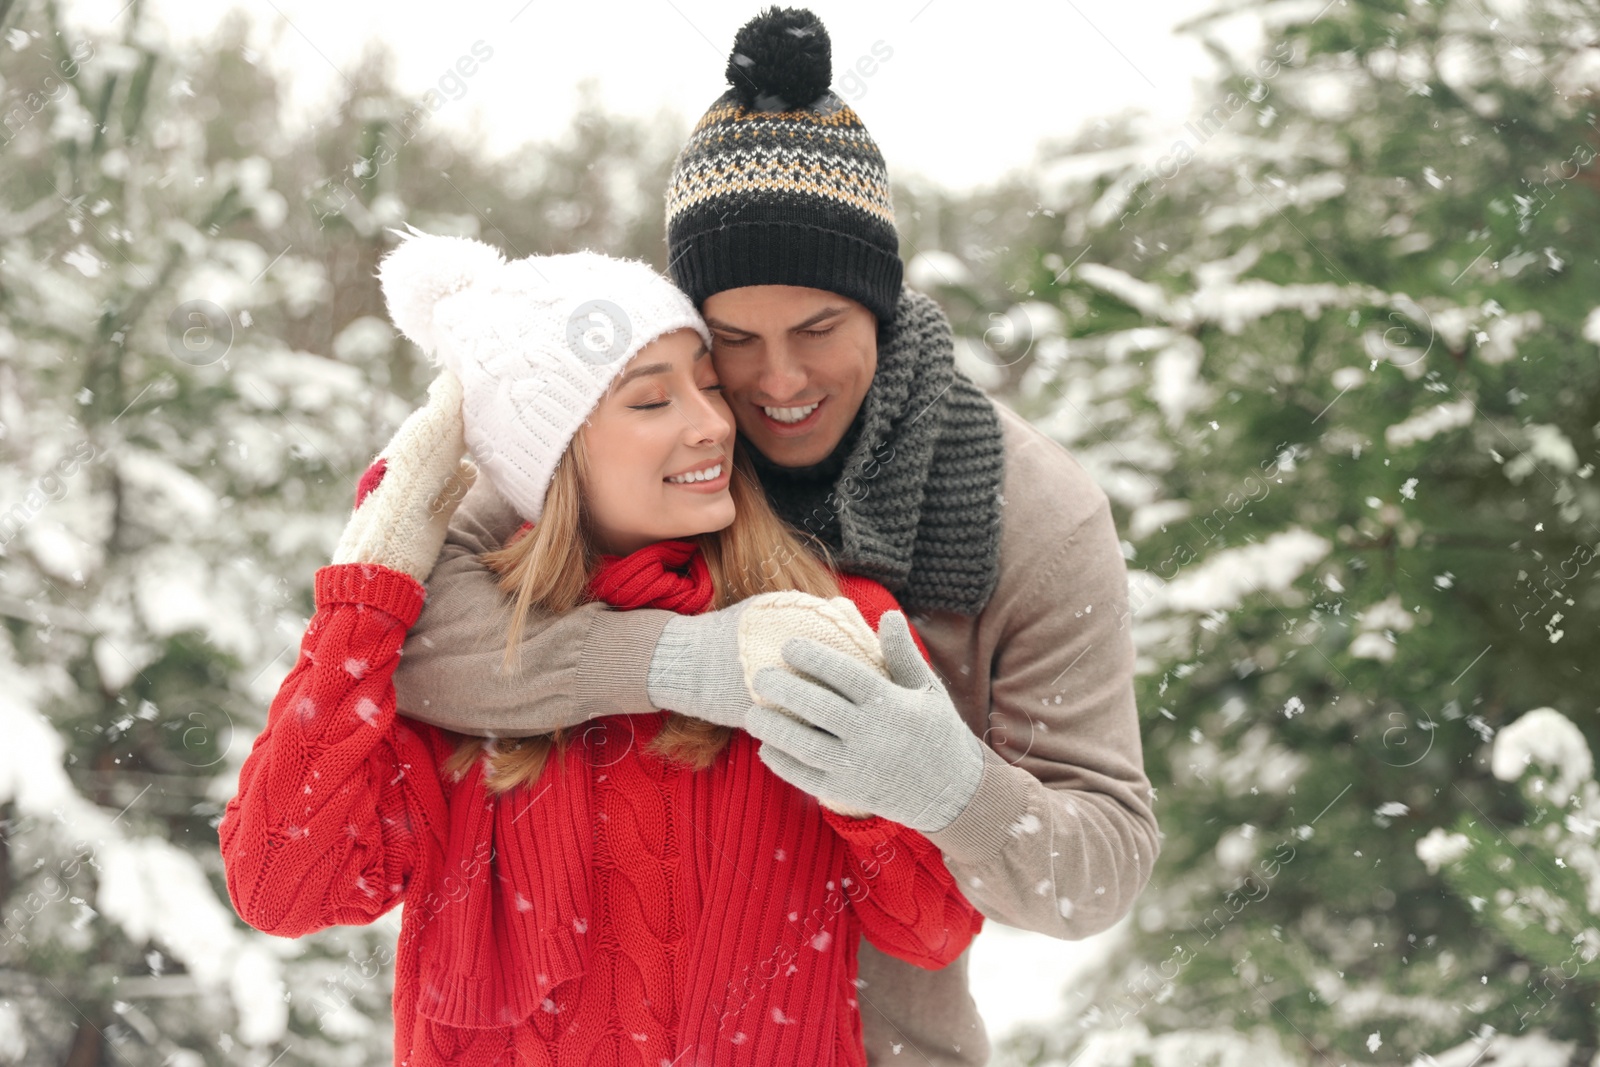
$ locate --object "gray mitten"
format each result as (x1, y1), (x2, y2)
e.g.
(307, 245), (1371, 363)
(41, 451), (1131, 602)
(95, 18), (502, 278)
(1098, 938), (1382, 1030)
(646, 599), (756, 730)
(747, 610), (986, 833)
(736, 591), (887, 818)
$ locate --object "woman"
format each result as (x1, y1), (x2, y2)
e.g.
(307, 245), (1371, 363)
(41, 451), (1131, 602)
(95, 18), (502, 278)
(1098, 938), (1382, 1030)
(219, 231), (983, 1067)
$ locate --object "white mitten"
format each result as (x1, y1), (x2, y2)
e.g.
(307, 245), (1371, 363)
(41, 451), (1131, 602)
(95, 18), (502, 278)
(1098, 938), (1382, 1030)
(737, 591), (889, 819)
(332, 369), (475, 583)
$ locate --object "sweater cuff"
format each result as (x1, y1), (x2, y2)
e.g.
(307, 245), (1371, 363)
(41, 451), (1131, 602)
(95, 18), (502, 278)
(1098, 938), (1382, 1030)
(820, 807), (896, 841)
(574, 607), (674, 719)
(313, 563), (428, 628)
(922, 743), (1035, 865)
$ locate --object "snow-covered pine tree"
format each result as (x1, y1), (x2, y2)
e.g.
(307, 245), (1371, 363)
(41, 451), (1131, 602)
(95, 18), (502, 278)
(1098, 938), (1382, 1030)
(898, 0), (1600, 1062)
(0, 4), (421, 1063)
(1418, 706), (1600, 1047)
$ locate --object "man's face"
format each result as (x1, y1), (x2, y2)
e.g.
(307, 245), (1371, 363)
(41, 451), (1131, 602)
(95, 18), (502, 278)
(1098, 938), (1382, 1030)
(701, 285), (877, 468)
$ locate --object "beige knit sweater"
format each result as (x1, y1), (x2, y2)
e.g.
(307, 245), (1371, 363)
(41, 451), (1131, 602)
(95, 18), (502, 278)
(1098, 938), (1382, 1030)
(393, 399), (1159, 1067)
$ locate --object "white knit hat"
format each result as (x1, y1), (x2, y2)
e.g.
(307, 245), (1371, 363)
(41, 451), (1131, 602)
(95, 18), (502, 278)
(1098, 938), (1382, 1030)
(376, 226), (713, 523)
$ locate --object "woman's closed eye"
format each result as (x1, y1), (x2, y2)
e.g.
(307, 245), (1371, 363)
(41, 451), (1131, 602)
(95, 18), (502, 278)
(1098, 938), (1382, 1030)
(628, 383), (724, 411)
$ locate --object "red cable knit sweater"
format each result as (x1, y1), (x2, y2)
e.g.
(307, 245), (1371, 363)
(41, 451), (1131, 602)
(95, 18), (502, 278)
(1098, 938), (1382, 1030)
(220, 539), (983, 1067)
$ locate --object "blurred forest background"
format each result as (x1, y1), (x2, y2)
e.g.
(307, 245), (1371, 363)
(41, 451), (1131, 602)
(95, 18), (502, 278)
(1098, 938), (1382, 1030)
(3, 0), (1600, 1063)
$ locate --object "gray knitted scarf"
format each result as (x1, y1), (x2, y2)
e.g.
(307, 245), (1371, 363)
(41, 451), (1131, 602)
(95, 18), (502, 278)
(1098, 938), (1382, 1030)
(744, 286), (1005, 616)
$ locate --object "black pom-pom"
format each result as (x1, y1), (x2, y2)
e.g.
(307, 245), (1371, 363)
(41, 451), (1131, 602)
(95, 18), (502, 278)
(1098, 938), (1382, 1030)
(725, 6), (832, 112)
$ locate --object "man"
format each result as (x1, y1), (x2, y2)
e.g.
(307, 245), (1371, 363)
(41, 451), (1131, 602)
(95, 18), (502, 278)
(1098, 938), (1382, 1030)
(392, 7), (1157, 1064)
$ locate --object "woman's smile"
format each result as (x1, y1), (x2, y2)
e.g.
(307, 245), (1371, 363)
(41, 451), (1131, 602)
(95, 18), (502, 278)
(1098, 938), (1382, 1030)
(664, 458), (730, 491)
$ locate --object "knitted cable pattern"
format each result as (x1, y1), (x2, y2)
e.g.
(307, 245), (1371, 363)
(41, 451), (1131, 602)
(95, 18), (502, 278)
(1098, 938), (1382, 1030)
(220, 542), (983, 1067)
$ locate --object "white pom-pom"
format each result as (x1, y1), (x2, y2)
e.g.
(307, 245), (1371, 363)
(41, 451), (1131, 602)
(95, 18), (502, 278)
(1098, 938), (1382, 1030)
(377, 226), (506, 360)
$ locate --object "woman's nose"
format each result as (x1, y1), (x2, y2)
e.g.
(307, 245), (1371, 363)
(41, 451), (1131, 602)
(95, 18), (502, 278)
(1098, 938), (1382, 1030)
(682, 387), (733, 444)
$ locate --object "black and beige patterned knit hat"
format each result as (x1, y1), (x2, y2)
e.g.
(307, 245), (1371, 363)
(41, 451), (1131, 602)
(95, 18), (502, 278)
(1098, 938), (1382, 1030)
(663, 6), (903, 331)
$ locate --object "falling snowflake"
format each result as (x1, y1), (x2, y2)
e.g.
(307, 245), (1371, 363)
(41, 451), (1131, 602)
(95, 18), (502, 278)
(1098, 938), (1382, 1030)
(344, 658), (370, 679)
(1415, 827), (1472, 874)
(62, 246), (106, 278)
(810, 930), (832, 951)
(1008, 813), (1042, 836)
(1282, 696), (1306, 718)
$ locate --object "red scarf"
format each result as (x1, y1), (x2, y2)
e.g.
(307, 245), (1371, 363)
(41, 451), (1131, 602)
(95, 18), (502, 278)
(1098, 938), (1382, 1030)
(510, 521), (713, 612)
(585, 536), (713, 614)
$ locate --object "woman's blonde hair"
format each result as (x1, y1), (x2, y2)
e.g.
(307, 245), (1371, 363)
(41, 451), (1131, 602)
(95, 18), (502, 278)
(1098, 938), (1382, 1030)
(438, 430), (841, 793)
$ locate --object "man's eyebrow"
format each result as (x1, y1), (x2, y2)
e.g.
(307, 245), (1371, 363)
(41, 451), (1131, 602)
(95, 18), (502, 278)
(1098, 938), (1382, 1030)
(704, 307), (848, 336)
(614, 343), (710, 387)
(791, 306), (848, 330)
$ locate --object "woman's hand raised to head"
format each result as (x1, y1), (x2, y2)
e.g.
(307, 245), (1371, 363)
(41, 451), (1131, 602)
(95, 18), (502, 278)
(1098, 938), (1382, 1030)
(331, 369), (477, 584)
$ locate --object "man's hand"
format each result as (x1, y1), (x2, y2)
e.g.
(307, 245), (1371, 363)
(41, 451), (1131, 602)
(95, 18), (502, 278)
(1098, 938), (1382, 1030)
(648, 589), (880, 734)
(735, 590), (890, 818)
(746, 610), (987, 833)
(646, 599), (758, 729)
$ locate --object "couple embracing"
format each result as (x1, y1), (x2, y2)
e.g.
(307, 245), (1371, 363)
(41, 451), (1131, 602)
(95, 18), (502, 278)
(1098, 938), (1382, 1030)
(220, 7), (1157, 1065)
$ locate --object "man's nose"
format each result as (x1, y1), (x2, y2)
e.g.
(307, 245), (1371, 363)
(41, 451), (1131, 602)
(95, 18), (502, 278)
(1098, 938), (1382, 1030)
(754, 342), (809, 402)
